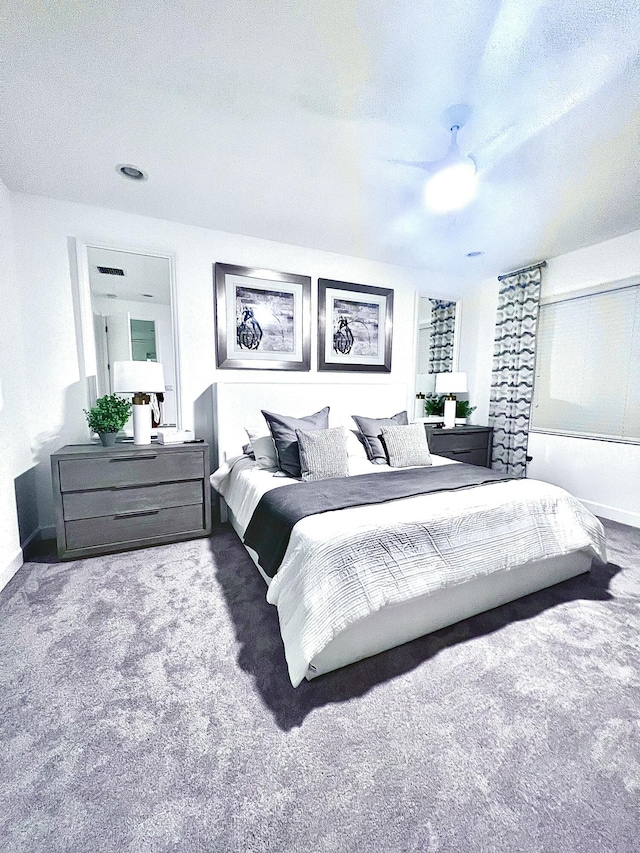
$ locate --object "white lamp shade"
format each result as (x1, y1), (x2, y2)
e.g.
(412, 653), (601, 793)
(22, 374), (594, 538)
(435, 371), (468, 394)
(416, 373), (437, 396)
(113, 360), (165, 393)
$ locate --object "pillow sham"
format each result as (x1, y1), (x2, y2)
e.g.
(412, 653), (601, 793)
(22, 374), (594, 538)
(351, 410), (409, 463)
(296, 426), (349, 482)
(381, 422), (432, 468)
(262, 406), (330, 478)
(244, 426), (278, 469)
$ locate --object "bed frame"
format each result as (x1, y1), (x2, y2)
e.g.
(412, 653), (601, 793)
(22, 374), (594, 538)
(212, 381), (593, 681)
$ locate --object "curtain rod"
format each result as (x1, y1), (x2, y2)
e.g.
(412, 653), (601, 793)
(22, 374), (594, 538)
(497, 260), (547, 281)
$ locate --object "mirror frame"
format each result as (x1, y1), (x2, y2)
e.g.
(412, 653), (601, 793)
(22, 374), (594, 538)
(71, 237), (182, 429)
(414, 293), (462, 409)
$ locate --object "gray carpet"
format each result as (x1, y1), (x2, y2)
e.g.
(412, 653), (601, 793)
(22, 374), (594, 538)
(1, 518), (638, 853)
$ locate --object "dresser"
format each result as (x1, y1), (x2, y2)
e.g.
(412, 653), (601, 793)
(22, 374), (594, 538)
(424, 425), (493, 468)
(51, 442), (212, 560)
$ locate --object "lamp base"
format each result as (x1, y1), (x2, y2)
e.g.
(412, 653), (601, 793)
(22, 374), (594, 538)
(443, 396), (457, 430)
(132, 402), (152, 445)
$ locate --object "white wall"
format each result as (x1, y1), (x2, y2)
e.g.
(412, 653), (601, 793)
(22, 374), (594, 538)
(4, 191), (456, 573)
(457, 278), (499, 427)
(460, 229), (640, 528)
(0, 181), (34, 588)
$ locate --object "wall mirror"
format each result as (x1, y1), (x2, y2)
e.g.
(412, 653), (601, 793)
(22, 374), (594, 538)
(73, 241), (181, 430)
(415, 296), (459, 417)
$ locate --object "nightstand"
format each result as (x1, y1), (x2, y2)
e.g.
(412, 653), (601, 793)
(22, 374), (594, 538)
(51, 442), (212, 560)
(424, 425), (493, 468)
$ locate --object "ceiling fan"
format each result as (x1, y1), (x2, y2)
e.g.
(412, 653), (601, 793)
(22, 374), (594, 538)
(391, 105), (478, 213)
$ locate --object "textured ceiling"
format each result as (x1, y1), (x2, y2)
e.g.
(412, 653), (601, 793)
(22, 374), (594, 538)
(2, 0), (640, 285)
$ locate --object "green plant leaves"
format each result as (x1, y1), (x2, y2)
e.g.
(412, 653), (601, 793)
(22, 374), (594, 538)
(84, 394), (132, 434)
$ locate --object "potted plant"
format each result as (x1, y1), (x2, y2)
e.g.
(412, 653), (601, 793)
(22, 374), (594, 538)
(455, 399), (477, 425)
(84, 394), (132, 446)
(423, 394), (445, 422)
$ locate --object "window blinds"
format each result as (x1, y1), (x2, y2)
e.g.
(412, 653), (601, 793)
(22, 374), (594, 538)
(417, 326), (431, 374)
(532, 283), (640, 441)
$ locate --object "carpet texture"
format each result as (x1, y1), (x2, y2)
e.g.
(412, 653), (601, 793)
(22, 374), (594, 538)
(1, 518), (638, 852)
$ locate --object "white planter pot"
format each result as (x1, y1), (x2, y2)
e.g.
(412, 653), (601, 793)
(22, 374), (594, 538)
(455, 417), (468, 426)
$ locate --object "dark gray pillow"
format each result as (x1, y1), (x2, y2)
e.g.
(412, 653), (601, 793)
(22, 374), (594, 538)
(262, 407), (330, 477)
(351, 410), (409, 463)
(296, 427), (349, 482)
(381, 423), (432, 468)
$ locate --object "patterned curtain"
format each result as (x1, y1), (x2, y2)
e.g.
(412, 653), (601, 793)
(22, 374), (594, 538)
(429, 299), (456, 374)
(489, 268), (543, 476)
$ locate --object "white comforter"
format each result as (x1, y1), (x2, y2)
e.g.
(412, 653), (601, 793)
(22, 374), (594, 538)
(213, 458), (607, 687)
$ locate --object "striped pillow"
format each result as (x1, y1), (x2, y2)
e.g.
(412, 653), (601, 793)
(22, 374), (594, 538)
(296, 426), (349, 482)
(381, 423), (432, 468)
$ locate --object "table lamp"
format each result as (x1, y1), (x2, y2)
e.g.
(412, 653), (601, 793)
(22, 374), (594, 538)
(435, 371), (468, 429)
(113, 360), (165, 445)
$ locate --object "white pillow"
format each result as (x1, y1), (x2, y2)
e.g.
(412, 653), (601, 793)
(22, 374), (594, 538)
(345, 429), (368, 460)
(244, 426), (278, 469)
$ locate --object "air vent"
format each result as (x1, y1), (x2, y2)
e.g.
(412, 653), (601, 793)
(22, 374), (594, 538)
(96, 266), (125, 276)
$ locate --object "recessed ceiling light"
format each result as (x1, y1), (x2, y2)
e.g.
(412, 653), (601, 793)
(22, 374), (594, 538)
(116, 163), (148, 181)
(466, 251), (484, 257)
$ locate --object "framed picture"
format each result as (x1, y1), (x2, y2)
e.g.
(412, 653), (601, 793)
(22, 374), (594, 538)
(214, 263), (311, 370)
(318, 279), (393, 372)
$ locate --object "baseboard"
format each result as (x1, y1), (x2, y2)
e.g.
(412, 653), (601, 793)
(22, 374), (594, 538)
(0, 525), (58, 595)
(0, 548), (24, 594)
(580, 499), (640, 529)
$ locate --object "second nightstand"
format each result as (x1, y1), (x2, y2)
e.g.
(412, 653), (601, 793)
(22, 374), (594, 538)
(424, 425), (493, 468)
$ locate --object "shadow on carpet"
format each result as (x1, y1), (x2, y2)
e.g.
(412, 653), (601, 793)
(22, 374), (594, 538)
(211, 525), (623, 731)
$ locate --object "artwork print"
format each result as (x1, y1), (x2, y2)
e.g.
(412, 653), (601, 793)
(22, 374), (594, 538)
(318, 278), (393, 373)
(235, 286), (295, 353)
(214, 263), (311, 371)
(332, 298), (380, 357)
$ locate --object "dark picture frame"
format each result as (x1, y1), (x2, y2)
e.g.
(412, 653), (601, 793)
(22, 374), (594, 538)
(318, 279), (393, 372)
(214, 263), (311, 371)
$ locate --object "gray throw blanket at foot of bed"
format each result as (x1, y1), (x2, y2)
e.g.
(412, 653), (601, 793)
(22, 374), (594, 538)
(243, 463), (515, 577)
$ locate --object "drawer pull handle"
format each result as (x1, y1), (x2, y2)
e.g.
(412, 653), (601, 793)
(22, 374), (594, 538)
(449, 450), (469, 455)
(114, 509), (160, 519)
(109, 455), (158, 462)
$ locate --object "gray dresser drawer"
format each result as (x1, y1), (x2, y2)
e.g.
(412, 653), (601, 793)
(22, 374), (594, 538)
(428, 430), (488, 453)
(65, 504), (205, 551)
(439, 448), (488, 466)
(59, 450), (204, 492)
(62, 480), (203, 521)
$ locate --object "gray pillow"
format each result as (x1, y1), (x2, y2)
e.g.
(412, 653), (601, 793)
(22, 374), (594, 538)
(351, 410), (409, 463)
(262, 407), (330, 477)
(296, 427), (349, 482)
(381, 423), (432, 468)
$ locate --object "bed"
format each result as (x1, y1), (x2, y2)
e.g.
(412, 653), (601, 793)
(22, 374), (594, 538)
(211, 381), (607, 687)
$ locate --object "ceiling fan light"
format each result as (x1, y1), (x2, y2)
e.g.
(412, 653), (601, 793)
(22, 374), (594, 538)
(423, 158), (477, 213)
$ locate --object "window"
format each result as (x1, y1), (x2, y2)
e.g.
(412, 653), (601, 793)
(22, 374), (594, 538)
(532, 280), (640, 442)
